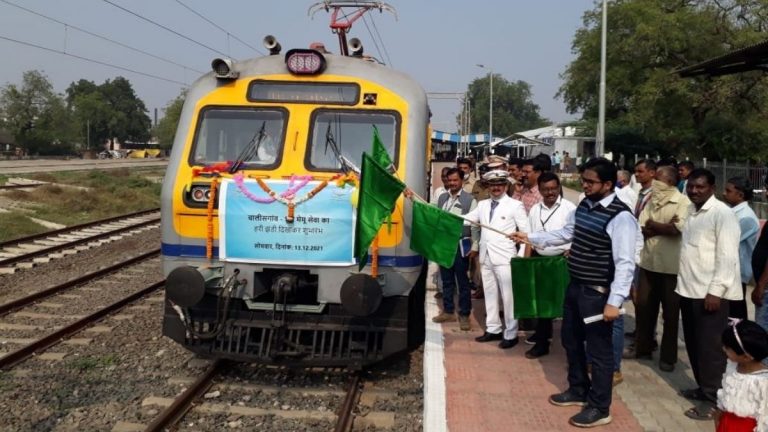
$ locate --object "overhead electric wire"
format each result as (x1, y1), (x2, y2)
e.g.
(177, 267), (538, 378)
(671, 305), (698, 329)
(174, 0), (264, 56)
(368, 15), (393, 67)
(0, 0), (204, 75)
(353, 1), (391, 67)
(101, 0), (230, 58)
(359, 13), (386, 65)
(0, 35), (188, 86)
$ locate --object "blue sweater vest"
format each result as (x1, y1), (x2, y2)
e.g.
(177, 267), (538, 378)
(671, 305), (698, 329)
(568, 196), (631, 286)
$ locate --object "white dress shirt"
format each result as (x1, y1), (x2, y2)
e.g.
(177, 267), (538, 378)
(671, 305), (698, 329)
(616, 185), (638, 211)
(527, 193), (642, 308)
(528, 196), (577, 256)
(676, 195), (743, 300)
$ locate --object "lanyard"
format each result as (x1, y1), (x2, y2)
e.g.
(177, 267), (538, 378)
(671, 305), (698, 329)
(539, 203), (561, 231)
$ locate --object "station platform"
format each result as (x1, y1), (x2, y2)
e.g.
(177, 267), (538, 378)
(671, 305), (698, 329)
(423, 292), (719, 432)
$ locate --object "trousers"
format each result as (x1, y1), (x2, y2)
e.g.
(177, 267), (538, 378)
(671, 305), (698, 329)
(439, 248), (471, 316)
(481, 256), (518, 339)
(635, 268), (681, 365)
(680, 296), (729, 402)
(562, 282), (614, 412)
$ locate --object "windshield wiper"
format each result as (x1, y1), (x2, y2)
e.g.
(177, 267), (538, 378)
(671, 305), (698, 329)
(324, 122), (357, 174)
(229, 121), (266, 174)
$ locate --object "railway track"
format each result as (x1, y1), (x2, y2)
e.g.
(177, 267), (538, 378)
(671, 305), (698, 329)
(0, 208), (160, 273)
(140, 367), (395, 431)
(0, 251), (163, 370)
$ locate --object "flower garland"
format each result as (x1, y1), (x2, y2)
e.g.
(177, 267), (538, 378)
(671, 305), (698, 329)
(231, 172), (358, 223)
(232, 173), (312, 204)
(206, 177), (219, 260)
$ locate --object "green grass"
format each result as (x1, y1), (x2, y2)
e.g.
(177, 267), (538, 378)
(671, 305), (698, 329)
(0, 174), (8, 185)
(65, 354), (120, 371)
(0, 210), (48, 240)
(0, 168), (163, 241)
(561, 178), (583, 192)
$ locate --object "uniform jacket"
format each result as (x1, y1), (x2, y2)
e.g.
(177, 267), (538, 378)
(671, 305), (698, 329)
(463, 194), (529, 265)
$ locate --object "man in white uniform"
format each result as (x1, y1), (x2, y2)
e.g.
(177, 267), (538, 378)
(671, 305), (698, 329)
(463, 170), (529, 348)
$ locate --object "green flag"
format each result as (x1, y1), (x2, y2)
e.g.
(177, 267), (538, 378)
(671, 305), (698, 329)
(354, 152), (405, 269)
(410, 200), (464, 268)
(371, 125), (393, 170)
(510, 256), (570, 319)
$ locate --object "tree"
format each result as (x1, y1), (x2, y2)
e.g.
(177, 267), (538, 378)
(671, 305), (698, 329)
(66, 76), (151, 149)
(152, 90), (186, 150)
(460, 74), (549, 138)
(0, 70), (76, 155)
(559, 0), (768, 161)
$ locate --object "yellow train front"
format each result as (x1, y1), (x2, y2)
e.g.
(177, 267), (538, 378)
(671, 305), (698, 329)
(160, 37), (429, 368)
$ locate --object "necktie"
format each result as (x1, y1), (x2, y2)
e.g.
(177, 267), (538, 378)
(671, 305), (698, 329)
(490, 200), (499, 221)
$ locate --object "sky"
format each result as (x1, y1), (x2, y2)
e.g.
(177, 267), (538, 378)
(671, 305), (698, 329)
(0, 0), (597, 134)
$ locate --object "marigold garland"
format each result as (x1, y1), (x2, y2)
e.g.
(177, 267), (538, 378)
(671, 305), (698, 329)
(206, 177), (219, 260)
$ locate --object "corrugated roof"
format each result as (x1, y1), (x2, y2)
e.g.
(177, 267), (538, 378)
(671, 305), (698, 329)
(676, 39), (768, 77)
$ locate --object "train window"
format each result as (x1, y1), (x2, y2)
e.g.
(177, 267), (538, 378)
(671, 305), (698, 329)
(305, 110), (400, 171)
(190, 107), (286, 167)
(247, 81), (359, 105)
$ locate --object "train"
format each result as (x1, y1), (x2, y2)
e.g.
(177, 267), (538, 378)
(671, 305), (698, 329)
(159, 33), (430, 368)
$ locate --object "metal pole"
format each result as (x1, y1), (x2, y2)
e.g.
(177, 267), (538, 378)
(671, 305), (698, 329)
(489, 68), (493, 146)
(597, 0), (607, 156)
(86, 119), (90, 150)
(476, 64), (493, 147)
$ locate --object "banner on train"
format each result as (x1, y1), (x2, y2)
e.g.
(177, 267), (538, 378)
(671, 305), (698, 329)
(219, 179), (356, 265)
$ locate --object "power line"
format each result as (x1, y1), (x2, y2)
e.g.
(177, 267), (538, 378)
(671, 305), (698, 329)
(0, 34), (189, 86)
(0, 0), (205, 75)
(101, 0), (230, 58)
(368, 14), (393, 67)
(174, 0), (264, 56)
(359, 13), (386, 65)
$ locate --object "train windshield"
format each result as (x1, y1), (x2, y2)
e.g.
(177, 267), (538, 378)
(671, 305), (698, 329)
(191, 108), (286, 167)
(307, 110), (398, 171)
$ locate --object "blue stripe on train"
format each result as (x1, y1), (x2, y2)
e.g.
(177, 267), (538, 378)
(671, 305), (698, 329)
(161, 243), (423, 267)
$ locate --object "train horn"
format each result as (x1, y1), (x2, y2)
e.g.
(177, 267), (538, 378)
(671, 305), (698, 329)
(348, 38), (364, 57)
(263, 35), (281, 55)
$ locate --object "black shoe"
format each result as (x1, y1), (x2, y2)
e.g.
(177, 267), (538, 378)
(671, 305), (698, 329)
(498, 338), (518, 349)
(549, 390), (587, 407)
(659, 361), (675, 372)
(524, 334), (538, 345)
(475, 332), (503, 342)
(569, 407), (612, 427)
(678, 388), (708, 401)
(525, 344), (550, 359)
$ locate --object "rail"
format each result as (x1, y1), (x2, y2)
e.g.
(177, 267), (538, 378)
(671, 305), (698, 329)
(0, 280), (165, 371)
(0, 208), (159, 249)
(0, 249), (160, 316)
(144, 360), (226, 432)
(0, 215), (160, 268)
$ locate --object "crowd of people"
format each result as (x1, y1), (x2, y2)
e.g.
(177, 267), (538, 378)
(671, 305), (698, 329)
(428, 153), (768, 429)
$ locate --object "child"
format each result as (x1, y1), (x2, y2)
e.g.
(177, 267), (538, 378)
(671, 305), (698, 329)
(716, 319), (768, 432)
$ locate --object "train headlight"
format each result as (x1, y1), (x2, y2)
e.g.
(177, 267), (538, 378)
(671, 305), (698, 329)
(191, 186), (209, 202)
(285, 49), (326, 75)
(211, 58), (239, 80)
